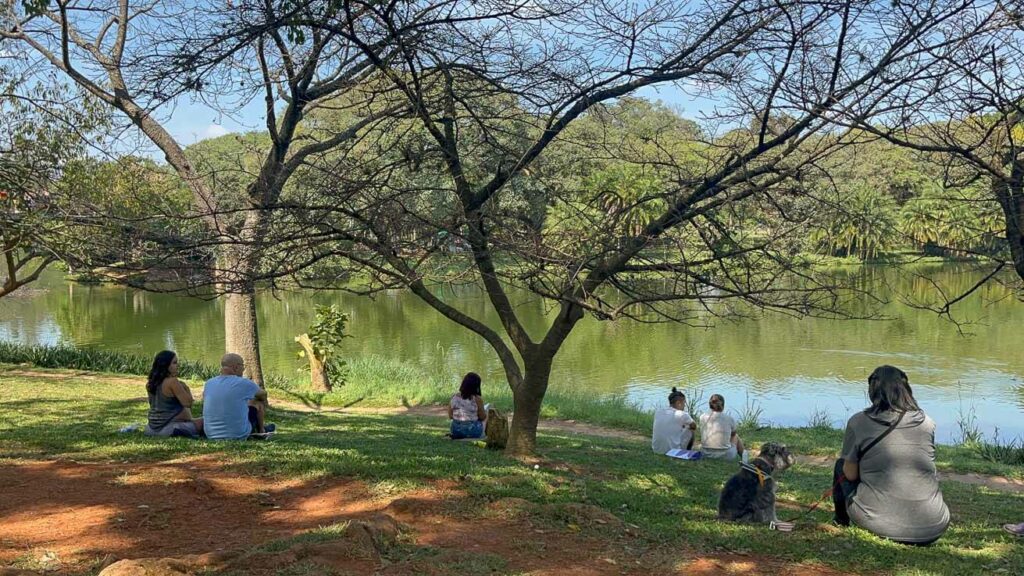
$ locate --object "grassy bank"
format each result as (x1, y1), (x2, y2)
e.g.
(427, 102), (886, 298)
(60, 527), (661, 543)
(0, 367), (1021, 576)
(0, 341), (291, 389)
(1, 342), (1021, 476)
(295, 354), (656, 433)
(0, 342), (653, 435)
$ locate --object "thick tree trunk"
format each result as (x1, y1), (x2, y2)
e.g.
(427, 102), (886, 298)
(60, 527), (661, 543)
(1007, 194), (1024, 282)
(995, 166), (1024, 283)
(218, 208), (270, 387)
(295, 333), (331, 392)
(224, 289), (264, 386)
(506, 364), (553, 455)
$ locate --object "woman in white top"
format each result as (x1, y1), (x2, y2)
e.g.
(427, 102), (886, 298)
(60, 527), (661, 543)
(699, 394), (745, 461)
(448, 372), (486, 439)
(652, 387), (697, 454)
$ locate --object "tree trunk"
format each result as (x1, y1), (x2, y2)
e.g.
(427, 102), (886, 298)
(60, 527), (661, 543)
(295, 333), (331, 392)
(1007, 192), (1024, 282)
(225, 289), (264, 386)
(995, 166), (1024, 283)
(506, 364), (553, 455)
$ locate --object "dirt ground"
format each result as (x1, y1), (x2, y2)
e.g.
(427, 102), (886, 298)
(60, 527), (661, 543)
(0, 458), (846, 576)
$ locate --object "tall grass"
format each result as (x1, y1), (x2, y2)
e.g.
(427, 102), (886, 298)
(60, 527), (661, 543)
(806, 407), (835, 430)
(955, 386), (983, 445)
(684, 387), (706, 424)
(0, 341), (292, 387)
(970, 429), (1024, 466)
(306, 354), (655, 434)
(735, 393), (765, 430)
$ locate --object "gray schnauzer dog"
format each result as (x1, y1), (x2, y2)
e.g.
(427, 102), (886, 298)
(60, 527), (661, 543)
(717, 442), (796, 523)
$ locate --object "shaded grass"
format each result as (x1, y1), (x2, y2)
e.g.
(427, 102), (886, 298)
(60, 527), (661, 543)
(1, 369), (1022, 576)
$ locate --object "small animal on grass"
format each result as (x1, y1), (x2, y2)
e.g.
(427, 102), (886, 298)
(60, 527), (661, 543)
(717, 442), (796, 523)
(485, 407), (509, 450)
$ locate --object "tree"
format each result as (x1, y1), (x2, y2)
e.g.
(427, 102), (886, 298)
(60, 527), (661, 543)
(295, 305), (350, 392)
(810, 184), (898, 260)
(838, 4), (1024, 288)
(1, 0), (402, 383)
(0, 67), (107, 297)
(277, 0), (981, 453)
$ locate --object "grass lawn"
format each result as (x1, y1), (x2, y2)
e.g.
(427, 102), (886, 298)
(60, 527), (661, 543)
(0, 365), (1022, 576)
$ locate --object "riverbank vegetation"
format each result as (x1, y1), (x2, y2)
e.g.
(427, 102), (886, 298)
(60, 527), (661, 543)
(0, 367), (1021, 575)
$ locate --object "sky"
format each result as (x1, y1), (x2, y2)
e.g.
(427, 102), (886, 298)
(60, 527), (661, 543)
(159, 81), (718, 148)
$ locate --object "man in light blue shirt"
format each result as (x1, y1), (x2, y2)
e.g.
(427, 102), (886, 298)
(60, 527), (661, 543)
(202, 353), (272, 440)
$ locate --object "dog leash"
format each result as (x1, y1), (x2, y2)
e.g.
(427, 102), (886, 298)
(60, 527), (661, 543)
(781, 472), (845, 524)
(782, 412), (906, 524)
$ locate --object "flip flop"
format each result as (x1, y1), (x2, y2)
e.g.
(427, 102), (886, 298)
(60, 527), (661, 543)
(1002, 523), (1024, 536)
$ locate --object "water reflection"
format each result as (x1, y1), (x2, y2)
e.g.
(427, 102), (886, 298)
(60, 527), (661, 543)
(1, 264), (1022, 442)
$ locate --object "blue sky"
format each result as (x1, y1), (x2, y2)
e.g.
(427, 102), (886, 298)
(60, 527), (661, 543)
(161, 81), (717, 146)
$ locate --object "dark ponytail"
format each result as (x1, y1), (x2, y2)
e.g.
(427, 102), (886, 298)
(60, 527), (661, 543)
(668, 387), (685, 405)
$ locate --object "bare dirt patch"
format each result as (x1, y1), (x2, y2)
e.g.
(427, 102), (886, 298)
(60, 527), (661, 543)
(0, 459), (849, 576)
(675, 555), (848, 576)
(0, 458), (376, 574)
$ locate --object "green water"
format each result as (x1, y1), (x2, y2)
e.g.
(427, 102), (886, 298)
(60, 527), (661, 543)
(1, 265), (1022, 441)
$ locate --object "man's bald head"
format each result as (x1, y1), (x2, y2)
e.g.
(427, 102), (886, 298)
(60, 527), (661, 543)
(220, 353), (245, 376)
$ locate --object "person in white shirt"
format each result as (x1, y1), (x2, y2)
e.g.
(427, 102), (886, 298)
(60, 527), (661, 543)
(699, 394), (746, 461)
(652, 387), (697, 454)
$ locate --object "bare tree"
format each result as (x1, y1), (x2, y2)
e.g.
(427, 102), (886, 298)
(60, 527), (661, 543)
(837, 2), (1024, 289)
(271, 0), (982, 453)
(1, 0), (401, 383)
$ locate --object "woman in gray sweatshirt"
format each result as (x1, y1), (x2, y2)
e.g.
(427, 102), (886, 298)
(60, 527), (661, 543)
(832, 365), (949, 545)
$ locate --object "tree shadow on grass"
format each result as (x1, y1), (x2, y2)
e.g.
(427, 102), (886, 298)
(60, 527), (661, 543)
(2, 395), (1022, 575)
(540, 437), (1024, 576)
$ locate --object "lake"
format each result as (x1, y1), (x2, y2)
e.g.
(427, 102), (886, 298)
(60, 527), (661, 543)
(1, 265), (1022, 442)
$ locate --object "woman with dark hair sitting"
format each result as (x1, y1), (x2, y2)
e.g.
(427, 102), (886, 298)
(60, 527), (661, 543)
(144, 350), (203, 438)
(833, 365), (949, 545)
(448, 372), (486, 439)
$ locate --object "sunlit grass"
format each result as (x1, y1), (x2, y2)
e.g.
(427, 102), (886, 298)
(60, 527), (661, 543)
(1, 367), (1022, 575)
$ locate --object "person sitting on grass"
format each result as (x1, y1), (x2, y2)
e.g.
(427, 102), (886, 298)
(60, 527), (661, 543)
(144, 350), (203, 438)
(652, 387), (696, 454)
(448, 372), (486, 440)
(699, 394), (746, 462)
(202, 353), (275, 440)
(832, 365), (949, 546)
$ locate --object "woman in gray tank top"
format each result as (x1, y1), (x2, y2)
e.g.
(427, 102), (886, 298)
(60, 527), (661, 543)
(832, 365), (949, 545)
(145, 351), (204, 438)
